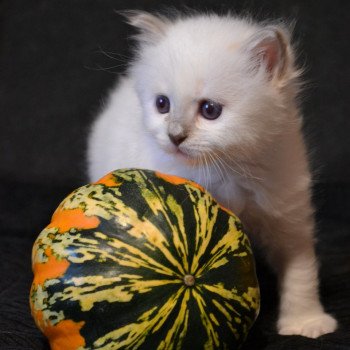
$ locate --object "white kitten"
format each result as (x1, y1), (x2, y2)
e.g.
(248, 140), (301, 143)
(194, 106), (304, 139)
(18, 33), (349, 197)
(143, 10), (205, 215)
(87, 11), (337, 338)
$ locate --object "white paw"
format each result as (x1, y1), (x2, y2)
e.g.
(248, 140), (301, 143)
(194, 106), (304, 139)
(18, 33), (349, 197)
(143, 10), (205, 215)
(278, 312), (337, 338)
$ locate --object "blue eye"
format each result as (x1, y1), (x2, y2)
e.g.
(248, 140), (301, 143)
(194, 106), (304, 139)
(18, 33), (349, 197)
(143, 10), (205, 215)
(155, 95), (170, 114)
(199, 100), (222, 120)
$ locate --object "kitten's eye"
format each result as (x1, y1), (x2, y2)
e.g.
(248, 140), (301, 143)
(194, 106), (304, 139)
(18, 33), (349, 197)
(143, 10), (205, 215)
(155, 95), (170, 114)
(199, 100), (222, 120)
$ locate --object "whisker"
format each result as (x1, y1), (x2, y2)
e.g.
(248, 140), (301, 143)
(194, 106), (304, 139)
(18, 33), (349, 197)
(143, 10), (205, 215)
(209, 151), (232, 209)
(203, 153), (210, 190)
(215, 149), (263, 181)
(211, 149), (246, 179)
(88, 63), (128, 73)
(208, 151), (225, 184)
(97, 46), (130, 62)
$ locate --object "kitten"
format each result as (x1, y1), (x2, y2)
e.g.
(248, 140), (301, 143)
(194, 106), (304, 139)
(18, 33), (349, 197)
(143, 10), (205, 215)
(87, 11), (337, 338)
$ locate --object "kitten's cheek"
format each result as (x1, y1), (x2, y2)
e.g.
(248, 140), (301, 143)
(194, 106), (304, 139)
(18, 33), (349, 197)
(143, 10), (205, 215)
(156, 136), (176, 153)
(163, 142), (178, 154)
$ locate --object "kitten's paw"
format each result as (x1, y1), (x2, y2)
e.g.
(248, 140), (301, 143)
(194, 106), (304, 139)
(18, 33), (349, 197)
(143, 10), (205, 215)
(278, 313), (337, 338)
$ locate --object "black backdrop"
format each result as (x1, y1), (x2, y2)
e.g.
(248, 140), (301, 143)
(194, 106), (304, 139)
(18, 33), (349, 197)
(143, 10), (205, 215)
(0, 1), (349, 349)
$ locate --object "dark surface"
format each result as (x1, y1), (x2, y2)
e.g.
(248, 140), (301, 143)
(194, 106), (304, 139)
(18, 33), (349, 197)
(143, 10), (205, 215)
(0, 1), (349, 349)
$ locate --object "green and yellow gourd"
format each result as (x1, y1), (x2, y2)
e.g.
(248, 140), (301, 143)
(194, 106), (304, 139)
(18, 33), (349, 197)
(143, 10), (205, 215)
(30, 169), (259, 350)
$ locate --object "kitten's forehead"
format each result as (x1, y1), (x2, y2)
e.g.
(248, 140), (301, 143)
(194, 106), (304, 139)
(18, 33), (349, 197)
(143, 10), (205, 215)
(139, 16), (258, 96)
(167, 16), (255, 48)
(167, 19), (249, 58)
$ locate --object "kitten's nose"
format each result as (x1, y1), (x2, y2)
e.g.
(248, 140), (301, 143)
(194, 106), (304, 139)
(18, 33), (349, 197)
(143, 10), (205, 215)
(168, 133), (187, 146)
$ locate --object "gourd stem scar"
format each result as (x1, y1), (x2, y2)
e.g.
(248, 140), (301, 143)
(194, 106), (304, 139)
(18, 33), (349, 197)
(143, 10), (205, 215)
(183, 274), (195, 287)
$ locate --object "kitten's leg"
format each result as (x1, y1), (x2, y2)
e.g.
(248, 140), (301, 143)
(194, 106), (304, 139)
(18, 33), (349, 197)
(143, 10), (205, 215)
(276, 242), (337, 337)
(263, 213), (337, 338)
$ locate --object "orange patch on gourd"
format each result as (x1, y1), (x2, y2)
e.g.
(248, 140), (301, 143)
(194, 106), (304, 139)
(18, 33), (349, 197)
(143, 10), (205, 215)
(46, 319), (86, 350)
(32, 247), (70, 287)
(33, 310), (85, 350)
(155, 171), (204, 191)
(95, 172), (122, 187)
(48, 208), (100, 234)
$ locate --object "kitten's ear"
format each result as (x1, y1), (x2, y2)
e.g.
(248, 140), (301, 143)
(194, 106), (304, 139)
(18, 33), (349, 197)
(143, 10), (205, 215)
(120, 10), (168, 43)
(245, 26), (291, 80)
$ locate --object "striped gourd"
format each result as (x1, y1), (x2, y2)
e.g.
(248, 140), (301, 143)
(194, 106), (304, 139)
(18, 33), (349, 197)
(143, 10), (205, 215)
(30, 169), (259, 350)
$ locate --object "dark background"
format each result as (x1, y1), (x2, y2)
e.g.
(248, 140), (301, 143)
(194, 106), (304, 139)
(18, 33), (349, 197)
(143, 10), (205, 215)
(0, 1), (349, 349)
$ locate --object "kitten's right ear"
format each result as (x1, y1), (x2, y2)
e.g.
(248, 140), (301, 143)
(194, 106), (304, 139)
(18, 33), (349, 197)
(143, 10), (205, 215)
(244, 26), (292, 80)
(119, 10), (168, 43)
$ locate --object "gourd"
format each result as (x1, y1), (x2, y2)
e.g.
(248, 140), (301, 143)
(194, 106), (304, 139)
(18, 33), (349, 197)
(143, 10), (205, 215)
(30, 169), (259, 350)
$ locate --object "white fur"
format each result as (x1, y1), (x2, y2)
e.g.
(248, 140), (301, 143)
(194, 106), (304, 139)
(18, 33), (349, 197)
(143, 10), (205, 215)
(87, 12), (337, 337)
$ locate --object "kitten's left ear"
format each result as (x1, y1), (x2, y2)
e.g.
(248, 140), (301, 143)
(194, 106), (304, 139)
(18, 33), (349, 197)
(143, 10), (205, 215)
(245, 26), (291, 80)
(120, 10), (168, 43)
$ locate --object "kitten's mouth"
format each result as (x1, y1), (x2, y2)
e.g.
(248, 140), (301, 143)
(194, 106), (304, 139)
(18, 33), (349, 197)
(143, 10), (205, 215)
(174, 147), (203, 165)
(165, 143), (204, 165)
(169, 146), (195, 163)
(175, 148), (191, 160)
